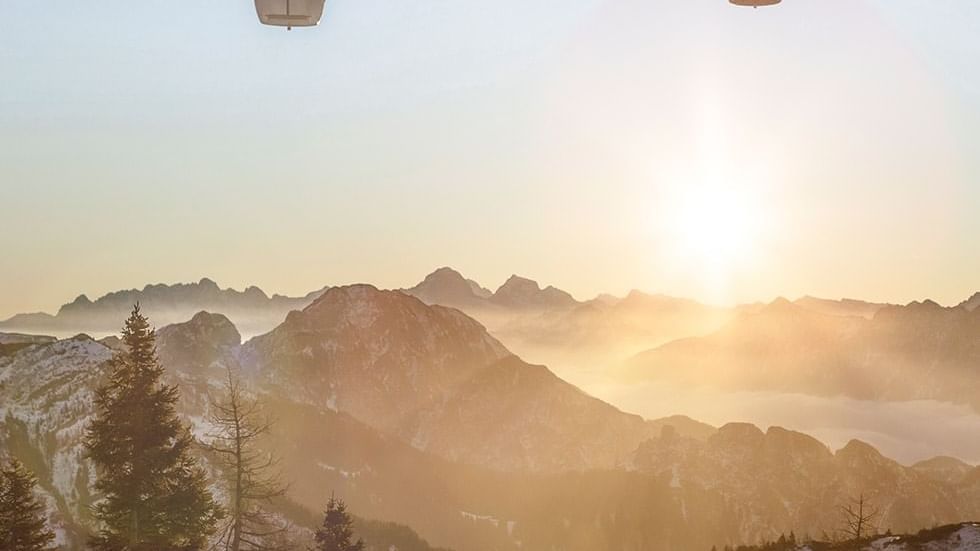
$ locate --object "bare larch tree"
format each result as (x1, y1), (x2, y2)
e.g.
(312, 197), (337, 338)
(840, 493), (880, 541)
(206, 366), (290, 551)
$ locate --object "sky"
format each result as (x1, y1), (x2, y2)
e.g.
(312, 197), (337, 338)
(2, 0), (980, 319)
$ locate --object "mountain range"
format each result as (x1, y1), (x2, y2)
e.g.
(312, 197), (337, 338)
(402, 267), (576, 312)
(624, 296), (980, 411)
(5, 268), (979, 418)
(2, 275), (980, 550)
(402, 267), (738, 370)
(0, 278), (327, 338)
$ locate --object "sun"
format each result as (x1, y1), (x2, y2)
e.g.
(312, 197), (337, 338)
(678, 187), (760, 262)
(662, 182), (766, 284)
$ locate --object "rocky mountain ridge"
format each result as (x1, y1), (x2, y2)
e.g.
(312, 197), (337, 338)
(402, 267), (578, 312)
(0, 278), (327, 338)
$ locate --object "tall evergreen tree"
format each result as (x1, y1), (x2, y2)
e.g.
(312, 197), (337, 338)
(0, 458), (55, 551)
(84, 304), (222, 550)
(313, 496), (364, 551)
(206, 366), (289, 551)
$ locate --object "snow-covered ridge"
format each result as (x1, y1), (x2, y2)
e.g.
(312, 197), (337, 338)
(0, 335), (114, 547)
(784, 523), (980, 550)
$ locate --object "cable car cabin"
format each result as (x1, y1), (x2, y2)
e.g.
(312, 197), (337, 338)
(255, 0), (325, 29)
(729, 0), (781, 6)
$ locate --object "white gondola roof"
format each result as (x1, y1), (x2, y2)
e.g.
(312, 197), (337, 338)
(255, 0), (325, 28)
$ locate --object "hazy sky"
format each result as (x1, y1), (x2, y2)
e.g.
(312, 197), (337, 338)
(2, 0), (980, 319)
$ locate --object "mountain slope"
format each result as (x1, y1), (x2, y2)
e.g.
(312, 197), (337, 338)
(0, 334), (113, 547)
(242, 284), (670, 471)
(402, 355), (657, 471)
(632, 423), (980, 545)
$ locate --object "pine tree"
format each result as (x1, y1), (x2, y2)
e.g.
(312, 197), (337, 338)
(313, 495), (364, 551)
(84, 304), (222, 550)
(206, 366), (289, 550)
(0, 458), (55, 551)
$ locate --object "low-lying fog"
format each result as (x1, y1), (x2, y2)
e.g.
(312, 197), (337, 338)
(562, 370), (980, 466)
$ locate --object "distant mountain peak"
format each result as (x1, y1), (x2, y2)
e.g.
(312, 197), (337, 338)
(837, 438), (884, 461)
(243, 285), (269, 299)
(403, 267), (580, 311)
(769, 296), (793, 307)
(491, 274), (576, 309)
(172, 312), (239, 343)
(300, 283), (495, 336)
(757, 296), (802, 316)
(186, 310), (240, 334)
(499, 274), (537, 289)
(306, 283), (383, 314)
(908, 298), (943, 309)
(429, 266), (464, 278)
(156, 312), (242, 373)
(402, 267), (492, 307)
(318, 282), (379, 297)
(420, 267), (474, 289)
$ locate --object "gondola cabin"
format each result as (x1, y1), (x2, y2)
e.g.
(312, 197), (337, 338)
(255, 0), (326, 29)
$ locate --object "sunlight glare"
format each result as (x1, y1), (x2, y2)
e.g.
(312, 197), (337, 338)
(672, 184), (763, 270)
